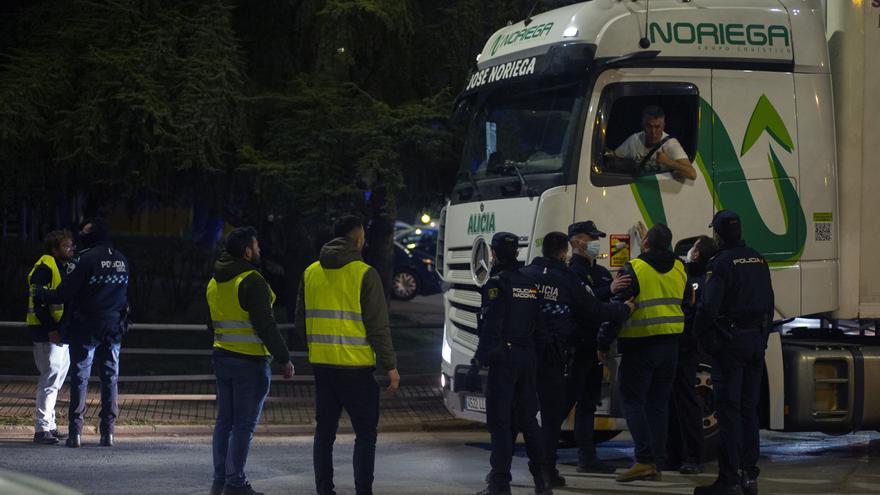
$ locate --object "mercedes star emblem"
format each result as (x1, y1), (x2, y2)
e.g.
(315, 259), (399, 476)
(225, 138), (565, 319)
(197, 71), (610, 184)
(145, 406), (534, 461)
(470, 236), (492, 286)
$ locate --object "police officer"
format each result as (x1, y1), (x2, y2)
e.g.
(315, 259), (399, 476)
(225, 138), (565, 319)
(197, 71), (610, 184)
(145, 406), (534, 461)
(36, 219), (130, 448)
(469, 232), (552, 495)
(566, 221), (632, 473)
(597, 223), (688, 483)
(693, 211), (774, 495)
(667, 235), (717, 475)
(522, 232), (633, 486)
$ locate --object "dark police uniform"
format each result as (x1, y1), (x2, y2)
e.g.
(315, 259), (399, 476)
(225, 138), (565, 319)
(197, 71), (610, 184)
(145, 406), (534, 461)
(472, 232), (550, 495)
(666, 265), (705, 472)
(521, 255), (630, 481)
(694, 211), (774, 495)
(41, 233), (129, 446)
(566, 221), (618, 471)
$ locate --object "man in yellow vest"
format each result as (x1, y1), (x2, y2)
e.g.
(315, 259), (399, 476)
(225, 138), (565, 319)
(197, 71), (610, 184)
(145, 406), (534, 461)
(26, 229), (74, 445)
(207, 227), (294, 495)
(295, 215), (399, 495)
(597, 223), (688, 482)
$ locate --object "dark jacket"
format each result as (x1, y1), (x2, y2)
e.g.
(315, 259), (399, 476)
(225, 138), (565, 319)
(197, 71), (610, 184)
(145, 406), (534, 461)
(208, 253), (290, 364)
(694, 240), (775, 353)
(474, 261), (542, 366)
(521, 257), (630, 356)
(568, 254), (614, 302)
(597, 249), (685, 352)
(681, 267), (705, 354)
(43, 241), (129, 345)
(27, 259), (65, 341)
(295, 237), (397, 371)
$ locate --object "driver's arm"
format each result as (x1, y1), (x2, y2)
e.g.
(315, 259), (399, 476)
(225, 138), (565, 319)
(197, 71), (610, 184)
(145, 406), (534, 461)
(657, 139), (697, 180)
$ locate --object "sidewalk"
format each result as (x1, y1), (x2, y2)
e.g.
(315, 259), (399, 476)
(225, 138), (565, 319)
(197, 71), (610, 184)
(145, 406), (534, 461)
(0, 378), (474, 436)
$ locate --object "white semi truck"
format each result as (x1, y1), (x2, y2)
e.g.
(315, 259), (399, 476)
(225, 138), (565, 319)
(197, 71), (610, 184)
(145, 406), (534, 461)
(437, 0), (880, 440)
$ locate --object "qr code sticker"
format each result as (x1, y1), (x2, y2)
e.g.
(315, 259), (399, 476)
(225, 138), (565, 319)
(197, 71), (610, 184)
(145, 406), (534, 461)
(815, 222), (832, 242)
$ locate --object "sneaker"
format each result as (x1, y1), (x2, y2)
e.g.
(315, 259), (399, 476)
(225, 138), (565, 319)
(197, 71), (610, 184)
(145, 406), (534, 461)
(210, 480), (225, 495)
(694, 481), (744, 495)
(616, 462), (660, 482)
(49, 429), (67, 440)
(577, 460), (616, 474)
(222, 483), (264, 495)
(680, 462), (704, 475)
(33, 431), (59, 445)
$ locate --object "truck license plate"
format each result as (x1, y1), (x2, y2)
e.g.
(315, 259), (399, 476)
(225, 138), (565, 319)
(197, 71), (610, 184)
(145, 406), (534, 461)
(465, 395), (486, 413)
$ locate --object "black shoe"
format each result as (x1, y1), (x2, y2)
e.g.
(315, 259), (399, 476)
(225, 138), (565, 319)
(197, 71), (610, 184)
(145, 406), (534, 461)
(49, 429), (67, 440)
(694, 481), (744, 495)
(741, 476), (758, 495)
(473, 488), (511, 495)
(65, 434), (81, 448)
(577, 460), (616, 474)
(33, 431), (59, 445)
(210, 480), (225, 495)
(680, 462), (704, 475)
(549, 469), (565, 487)
(222, 483), (264, 495)
(100, 433), (114, 447)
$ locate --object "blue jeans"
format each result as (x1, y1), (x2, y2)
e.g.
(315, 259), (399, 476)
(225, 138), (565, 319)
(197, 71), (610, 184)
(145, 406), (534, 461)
(68, 341), (120, 435)
(212, 352), (271, 488)
(618, 340), (679, 465)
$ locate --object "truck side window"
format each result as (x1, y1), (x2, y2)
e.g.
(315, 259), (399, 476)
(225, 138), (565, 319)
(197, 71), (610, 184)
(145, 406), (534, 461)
(591, 83), (700, 187)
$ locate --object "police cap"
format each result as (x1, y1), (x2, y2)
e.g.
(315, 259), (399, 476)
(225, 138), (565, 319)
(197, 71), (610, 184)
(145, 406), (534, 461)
(710, 210), (742, 241)
(567, 221), (606, 238)
(491, 232), (519, 250)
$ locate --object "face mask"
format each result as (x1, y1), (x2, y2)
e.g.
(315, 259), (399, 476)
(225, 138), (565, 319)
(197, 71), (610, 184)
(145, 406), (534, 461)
(685, 246), (697, 264)
(586, 240), (601, 258)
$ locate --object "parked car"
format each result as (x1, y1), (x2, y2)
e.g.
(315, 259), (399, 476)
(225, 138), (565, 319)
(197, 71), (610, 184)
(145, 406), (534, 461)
(392, 227), (441, 300)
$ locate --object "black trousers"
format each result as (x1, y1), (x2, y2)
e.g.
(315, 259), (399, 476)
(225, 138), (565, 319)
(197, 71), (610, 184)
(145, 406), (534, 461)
(565, 354), (605, 465)
(711, 330), (765, 484)
(313, 366), (380, 495)
(667, 347), (704, 466)
(536, 360), (566, 470)
(486, 346), (545, 491)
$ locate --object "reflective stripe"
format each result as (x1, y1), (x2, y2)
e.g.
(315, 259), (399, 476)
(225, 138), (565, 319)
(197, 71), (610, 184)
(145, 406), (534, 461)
(624, 315), (686, 327)
(212, 320), (253, 329)
(307, 334), (370, 346)
(214, 333), (265, 344)
(305, 309), (363, 322)
(635, 298), (682, 309)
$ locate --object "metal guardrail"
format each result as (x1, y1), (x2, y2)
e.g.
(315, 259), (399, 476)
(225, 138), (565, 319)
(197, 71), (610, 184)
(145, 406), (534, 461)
(0, 321), (295, 332)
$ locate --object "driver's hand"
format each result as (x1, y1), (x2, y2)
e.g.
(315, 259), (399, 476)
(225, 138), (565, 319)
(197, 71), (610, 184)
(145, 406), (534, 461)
(655, 149), (671, 166)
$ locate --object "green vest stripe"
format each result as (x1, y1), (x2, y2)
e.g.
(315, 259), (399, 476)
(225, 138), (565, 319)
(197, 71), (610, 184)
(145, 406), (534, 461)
(206, 269), (275, 357)
(624, 315), (686, 327)
(304, 259), (376, 367)
(619, 258), (687, 339)
(26, 255), (63, 325)
(635, 297), (684, 309)
(305, 309), (364, 321)
(307, 334), (370, 346)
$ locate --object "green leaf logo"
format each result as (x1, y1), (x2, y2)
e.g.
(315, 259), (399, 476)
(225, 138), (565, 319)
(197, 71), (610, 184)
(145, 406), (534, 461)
(740, 94), (793, 156)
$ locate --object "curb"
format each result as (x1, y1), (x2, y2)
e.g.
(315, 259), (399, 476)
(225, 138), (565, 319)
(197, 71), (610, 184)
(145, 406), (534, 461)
(0, 419), (480, 438)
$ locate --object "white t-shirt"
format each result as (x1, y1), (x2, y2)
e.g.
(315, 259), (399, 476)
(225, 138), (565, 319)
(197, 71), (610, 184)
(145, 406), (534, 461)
(615, 132), (688, 168)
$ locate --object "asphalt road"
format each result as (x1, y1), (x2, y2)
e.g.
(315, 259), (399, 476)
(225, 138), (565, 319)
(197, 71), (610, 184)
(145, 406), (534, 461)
(1, 430), (879, 495)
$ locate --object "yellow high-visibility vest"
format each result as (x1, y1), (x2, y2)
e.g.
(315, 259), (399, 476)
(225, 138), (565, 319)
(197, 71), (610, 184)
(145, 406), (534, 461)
(26, 255), (64, 325)
(206, 270), (274, 357)
(619, 257), (687, 339)
(303, 260), (375, 367)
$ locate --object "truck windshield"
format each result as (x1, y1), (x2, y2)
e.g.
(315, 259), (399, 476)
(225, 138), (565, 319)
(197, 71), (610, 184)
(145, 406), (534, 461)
(453, 81), (582, 203)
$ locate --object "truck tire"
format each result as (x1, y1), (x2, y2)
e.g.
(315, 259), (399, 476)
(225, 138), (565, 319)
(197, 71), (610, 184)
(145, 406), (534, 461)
(697, 360), (720, 461)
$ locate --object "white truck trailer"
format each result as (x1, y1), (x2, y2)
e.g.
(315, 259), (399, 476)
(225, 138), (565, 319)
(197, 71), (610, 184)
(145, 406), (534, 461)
(437, 0), (880, 440)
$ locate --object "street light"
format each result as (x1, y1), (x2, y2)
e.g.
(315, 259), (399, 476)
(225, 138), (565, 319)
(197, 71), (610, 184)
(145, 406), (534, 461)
(420, 213), (431, 224)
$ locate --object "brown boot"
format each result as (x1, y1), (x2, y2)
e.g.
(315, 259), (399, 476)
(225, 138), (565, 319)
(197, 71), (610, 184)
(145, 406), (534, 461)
(616, 462), (660, 482)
